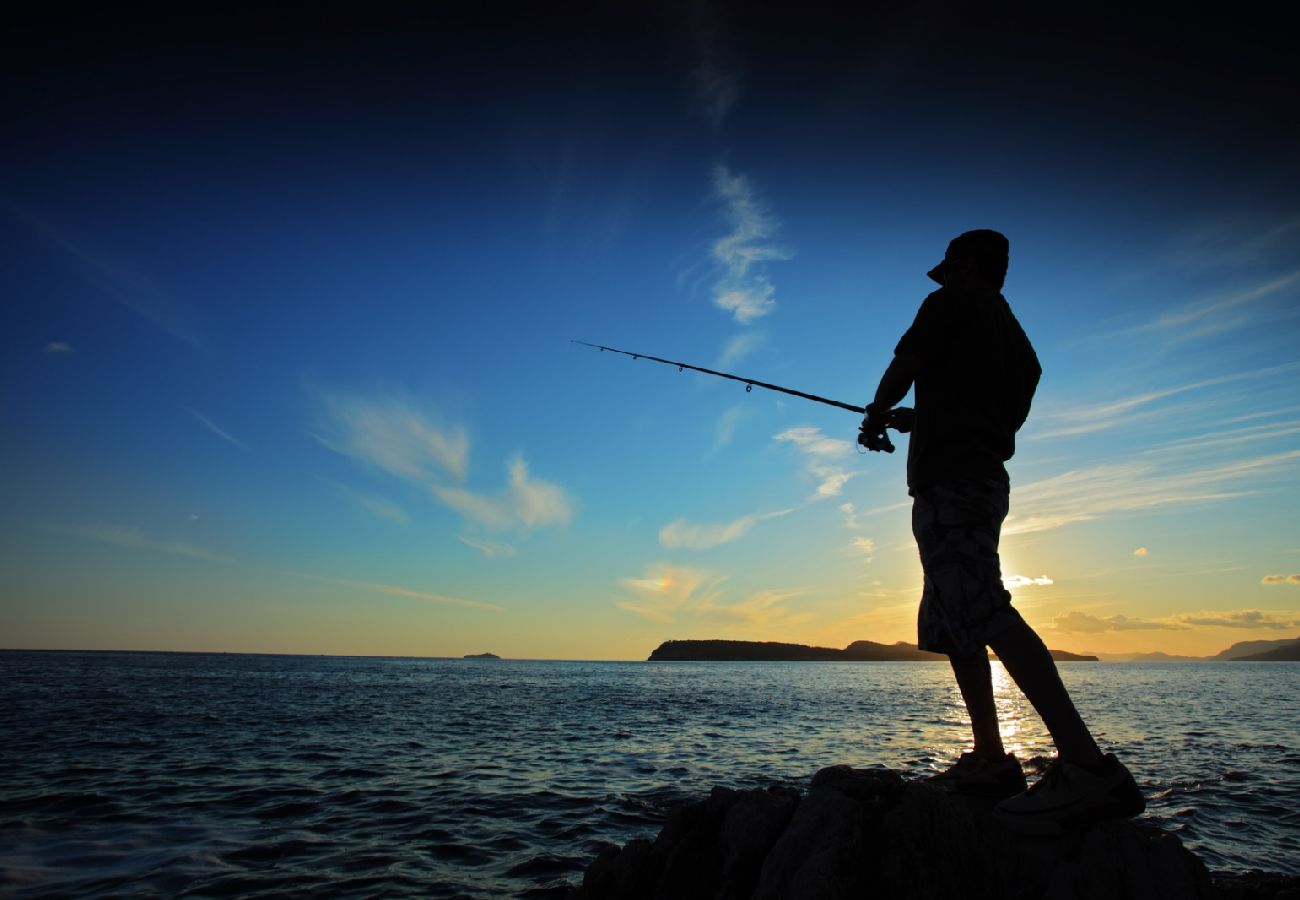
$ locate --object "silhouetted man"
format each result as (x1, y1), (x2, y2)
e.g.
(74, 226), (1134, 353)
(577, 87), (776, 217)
(860, 229), (1144, 834)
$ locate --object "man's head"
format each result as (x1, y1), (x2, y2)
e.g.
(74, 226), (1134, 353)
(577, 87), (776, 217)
(927, 229), (1009, 290)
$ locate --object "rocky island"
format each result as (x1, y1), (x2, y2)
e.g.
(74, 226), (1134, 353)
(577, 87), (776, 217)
(462, 652), (501, 659)
(649, 639), (1097, 663)
(571, 765), (1295, 899)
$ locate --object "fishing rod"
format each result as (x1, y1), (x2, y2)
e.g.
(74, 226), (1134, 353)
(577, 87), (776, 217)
(571, 340), (912, 452)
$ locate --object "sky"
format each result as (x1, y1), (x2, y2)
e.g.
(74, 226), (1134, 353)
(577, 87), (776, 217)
(3, 3), (1298, 659)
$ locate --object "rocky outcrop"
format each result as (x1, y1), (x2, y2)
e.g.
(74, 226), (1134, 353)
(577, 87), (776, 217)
(573, 765), (1292, 899)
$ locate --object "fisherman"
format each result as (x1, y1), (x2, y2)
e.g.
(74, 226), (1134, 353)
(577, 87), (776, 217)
(859, 229), (1144, 834)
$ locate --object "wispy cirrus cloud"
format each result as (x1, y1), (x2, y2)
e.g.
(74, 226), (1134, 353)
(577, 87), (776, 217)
(60, 522), (226, 562)
(774, 426), (856, 499)
(716, 331), (764, 369)
(849, 537), (876, 560)
(6, 203), (203, 348)
(1123, 267), (1300, 343)
(710, 165), (791, 324)
(1032, 362), (1300, 439)
(710, 404), (746, 453)
(315, 390), (572, 535)
(617, 563), (719, 623)
(686, 2), (741, 130)
(432, 455), (572, 532)
(318, 477), (407, 523)
(458, 535), (517, 559)
(659, 507), (794, 550)
(315, 391), (468, 481)
(1005, 449), (1300, 535)
(615, 562), (806, 630)
(298, 572), (502, 612)
(187, 409), (248, 450)
(43, 341), (73, 353)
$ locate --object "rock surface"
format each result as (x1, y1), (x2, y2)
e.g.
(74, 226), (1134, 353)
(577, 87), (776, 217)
(572, 765), (1297, 899)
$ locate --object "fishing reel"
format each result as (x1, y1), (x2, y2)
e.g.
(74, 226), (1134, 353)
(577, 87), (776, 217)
(858, 406), (914, 454)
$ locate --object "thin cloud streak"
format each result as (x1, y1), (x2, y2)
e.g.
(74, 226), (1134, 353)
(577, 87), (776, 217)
(457, 535), (518, 558)
(187, 409), (248, 450)
(6, 203), (203, 348)
(298, 572), (503, 612)
(1033, 362), (1300, 439)
(60, 522), (226, 562)
(659, 507), (794, 550)
(1006, 449), (1300, 535)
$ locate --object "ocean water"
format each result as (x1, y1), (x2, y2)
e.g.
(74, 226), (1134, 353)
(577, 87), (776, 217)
(1, 652), (1296, 897)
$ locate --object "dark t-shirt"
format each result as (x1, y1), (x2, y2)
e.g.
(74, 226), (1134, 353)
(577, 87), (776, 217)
(894, 286), (1041, 492)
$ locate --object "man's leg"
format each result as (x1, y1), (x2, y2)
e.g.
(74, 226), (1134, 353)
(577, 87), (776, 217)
(948, 651), (1005, 759)
(988, 617), (1103, 768)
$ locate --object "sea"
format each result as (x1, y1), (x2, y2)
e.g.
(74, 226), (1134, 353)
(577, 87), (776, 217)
(1, 651), (1296, 898)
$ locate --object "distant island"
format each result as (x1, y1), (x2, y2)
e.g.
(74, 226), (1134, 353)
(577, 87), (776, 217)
(463, 652), (501, 660)
(648, 640), (1097, 662)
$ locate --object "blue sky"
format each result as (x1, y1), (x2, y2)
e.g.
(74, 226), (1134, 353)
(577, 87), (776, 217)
(3, 4), (1298, 658)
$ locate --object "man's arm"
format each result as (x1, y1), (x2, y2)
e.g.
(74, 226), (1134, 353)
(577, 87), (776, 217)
(868, 351), (918, 421)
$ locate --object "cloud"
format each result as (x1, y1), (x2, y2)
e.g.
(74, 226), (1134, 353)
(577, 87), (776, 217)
(659, 507), (793, 550)
(617, 563), (718, 623)
(687, 3), (741, 129)
(457, 535), (518, 558)
(692, 61), (741, 129)
(849, 537), (876, 559)
(187, 409), (248, 450)
(709, 165), (791, 324)
(615, 562), (806, 630)
(840, 503), (862, 529)
(716, 331), (763, 369)
(690, 589), (808, 629)
(1004, 574), (1054, 588)
(43, 341), (73, 353)
(7, 203), (202, 348)
(300, 572), (502, 612)
(1004, 449), (1300, 535)
(1054, 611), (1183, 633)
(62, 522), (225, 562)
(319, 477), (407, 523)
(1127, 267), (1300, 342)
(774, 426), (856, 499)
(315, 390), (575, 534)
(1133, 547), (1149, 557)
(1033, 362), (1300, 439)
(1177, 608), (1299, 628)
(1260, 574), (1300, 586)
(431, 454), (573, 532)
(711, 404), (746, 453)
(316, 391), (468, 481)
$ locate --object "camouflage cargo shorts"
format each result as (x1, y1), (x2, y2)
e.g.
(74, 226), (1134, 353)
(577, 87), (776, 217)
(912, 478), (1023, 657)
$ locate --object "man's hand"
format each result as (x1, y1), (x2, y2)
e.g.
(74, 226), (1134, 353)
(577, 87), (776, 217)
(857, 405), (915, 453)
(858, 403), (895, 453)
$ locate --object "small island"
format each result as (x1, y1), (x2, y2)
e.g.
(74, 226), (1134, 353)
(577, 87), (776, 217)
(649, 639), (1097, 662)
(463, 652), (501, 660)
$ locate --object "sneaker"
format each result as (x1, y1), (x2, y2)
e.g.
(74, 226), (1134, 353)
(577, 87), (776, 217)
(925, 751), (1027, 799)
(993, 753), (1145, 836)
